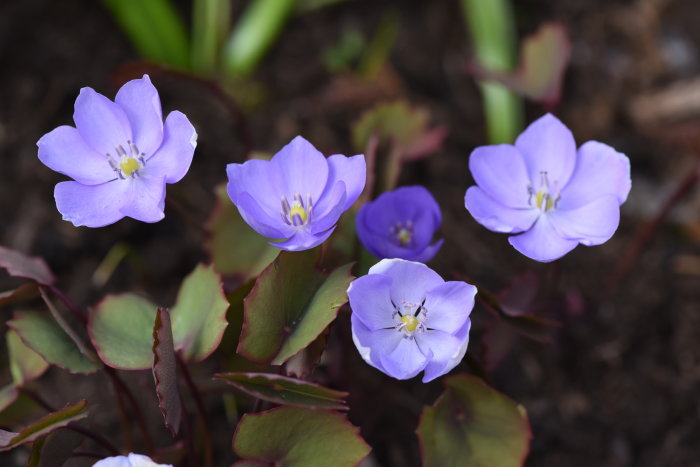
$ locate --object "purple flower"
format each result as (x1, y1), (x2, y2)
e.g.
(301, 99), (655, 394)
(348, 259), (476, 382)
(356, 185), (443, 262)
(38, 75), (197, 227)
(93, 452), (172, 466)
(226, 136), (366, 251)
(465, 113), (631, 262)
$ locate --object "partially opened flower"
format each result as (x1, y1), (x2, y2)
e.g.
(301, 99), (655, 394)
(38, 75), (197, 227)
(226, 136), (366, 251)
(93, 452), (172, 467)
(356, 185), (443, 262)
(465, 113), (631, 262)
(348, 259), (476, 382)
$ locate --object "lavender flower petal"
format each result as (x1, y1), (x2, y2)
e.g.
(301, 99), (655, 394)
(226, 158), (285, 215)
(145, 111), (197, 183)
(114, 75), (163, 155)
(236, 192), (294, 239)
(423, 281), (476, 334)
(369, 259), (443, 306)
(515, 113), (576, 187)
(421, 320), (471, 383)
(415, 330), (463, 381)
(559, 141), (632, 210)
(469, 145), (532, 208)
(73, 87), (132, 157)
(118, 175), (166, 223)
(273, 136), (329, 202)
(550, 195), (620, 245)
(347, 273), (396, 330)
(508, 216), (578, 262)
(270, 225), (337, 251)
(54, 180), (129, 227)
(324, 153), (366, 210)
(37, 126), (116, 185)
(379, 337), (429, 380)
(465, 186), (538, 233)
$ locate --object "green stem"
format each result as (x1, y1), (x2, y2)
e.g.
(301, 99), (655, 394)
(461, 0), (523, 144)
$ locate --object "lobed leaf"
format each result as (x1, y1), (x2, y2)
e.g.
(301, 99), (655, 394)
(283, 327), (330, 379)
(417, 373), (531, 467)
(215, 372), (347, 411)
(9, 311), (98, 374)
(237, 250), (354, 365)
(206, 185), (280, 282)
(7, 330), (49, 386)
(89, 294), (156, 370)
(170, 264), (229, 363)
(0, 400), (89, 452)
(232, 406), (370, 467)
(153, 308), (181, 436)
(0, 246), (55, 285)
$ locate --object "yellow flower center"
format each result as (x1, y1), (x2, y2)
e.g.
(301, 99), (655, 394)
(529, 171), (559, 213)
(400, 315), (419, 333)
(119, 157), (140, 178)
(396, 228), (412, 246)
(289, 203), (308, 224)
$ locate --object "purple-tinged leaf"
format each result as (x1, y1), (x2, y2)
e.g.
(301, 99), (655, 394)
(215, 372), (347, 411)
(7, 330), (49, 386)
(238, 250), (354, 365)
(0, 283), (39, 307)
(89, 293), (157, 370)
(0, 246), (55, 285)
(232, 406), (370, 466)
(9, 311), (99, 374)
(498, 270), (539, 317)
(0, 399), (89, 451)
(417, 374), (531, 467)
(152, 308), (181, 437)
(170, 264), (229, 364)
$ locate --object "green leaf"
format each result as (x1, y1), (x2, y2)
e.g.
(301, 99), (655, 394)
(215, 372), (347, 411)
(206, 185), (280, 282)
(283, 327), (330, 379)
(222, 0), (296, 77)
(238, 250), (353, 365)
(0, 246), (55, 285)
(170, 263), (229, 363)
(0, 400), (89, 452)
(89, 293), (156, 370)
(102, 0), (190, 69)
(153, 308), (181, 436)
(233, 406), (370, 466)
(9, 311), (98, 374)
(417, 373), (531, 467)
(7, 330), (48, 385)
(191, 0), (230, 74)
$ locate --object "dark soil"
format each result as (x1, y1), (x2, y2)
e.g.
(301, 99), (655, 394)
(2, 0), (700, 466)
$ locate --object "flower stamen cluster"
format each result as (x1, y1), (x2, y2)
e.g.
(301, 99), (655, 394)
(527, 171), (560, 213)
(108, 140), (147, 179)
(281, 192), (313, 227)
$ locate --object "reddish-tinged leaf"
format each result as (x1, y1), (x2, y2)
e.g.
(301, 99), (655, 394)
(170, 264), (229, 364)
(0, 400), (89, 451)
(469, 22), (570, 106)
(152, 308), (181, 437)
(283, 327), (330, 379)
(498, 270), (539, 317)
(215, 372), (347, 411)
(0, 283), (39, 307)
(238, 250), (353, 365)
(417, 374), (531, 467)
(233, 406), (370, 467)
(0, 246), (55, 285)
